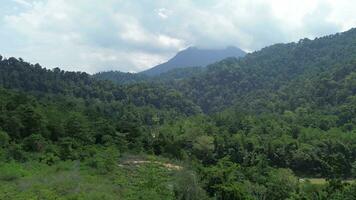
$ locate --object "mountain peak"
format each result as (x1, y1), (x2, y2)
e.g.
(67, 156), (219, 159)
(141, 46), (246, 76)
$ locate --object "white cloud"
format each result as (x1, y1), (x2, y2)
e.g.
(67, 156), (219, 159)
(1, 0), (356, 73)
(155, 8), (172, 19)
(157, 34), (185, 48)
(119, 22), (149, 43)
(12, 0), (32, 7)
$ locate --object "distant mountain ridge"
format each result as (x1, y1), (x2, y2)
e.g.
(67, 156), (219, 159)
(141, 46), (246, 76)
(94, 67), (205, 85)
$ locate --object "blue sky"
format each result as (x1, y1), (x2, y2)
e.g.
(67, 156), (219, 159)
(0, 0), (356, 73)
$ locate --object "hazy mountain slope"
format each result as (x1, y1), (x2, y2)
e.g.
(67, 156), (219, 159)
(174, 28), (356, 113)
(93, 66), (205, 85)
(141, 46), (246, 76)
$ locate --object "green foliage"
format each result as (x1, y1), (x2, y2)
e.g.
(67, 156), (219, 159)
(86, 146), (119, 174)
(64, 113), (94, 144)
(93, 67), (205, 85)
(173, 170), (209, 200)
(93, 70), (149, 85)
(192, 135), (215, 163)
(6, 143), (27, 162)
(265, 168), (298, 200)
(352, 162), (356, 178)
(203, 157), (247, 198)
(0, 162), (27, 181)
(0, 130), (9, 147)
(23, 134), (47, 152)
(114, 157), (179, 200)
(0, 158), (183, 200)
(1, 28), (356, 199)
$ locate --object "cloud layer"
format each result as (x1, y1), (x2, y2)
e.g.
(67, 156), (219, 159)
(1, 0), (356, 73)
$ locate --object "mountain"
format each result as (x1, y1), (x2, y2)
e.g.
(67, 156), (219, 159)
(174, 28), (356, 113)
(141, 46), (246, 76)
(1, 29), (356, 200)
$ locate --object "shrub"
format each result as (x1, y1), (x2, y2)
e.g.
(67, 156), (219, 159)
(351, 161), (356, 178)
(173, 170), (210, 200)
(265, 168), (298, 200)
(39, 152), (60, 165)
(7, 143), (27, 161)
(23, 134), (47, 152)
(0, 162), (27, 181)
(86, 147), (119, 174)
(0, 130), (10, 147)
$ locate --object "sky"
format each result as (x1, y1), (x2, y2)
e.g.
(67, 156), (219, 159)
(1, 0), (356, 73)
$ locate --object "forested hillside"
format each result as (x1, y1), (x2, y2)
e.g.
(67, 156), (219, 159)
(93, 66), (205, 85)
(1, 29), (356, 200)
(0, 57), (200, 116)
(93, 71), (149, 85)
(175, 29), (356, 113)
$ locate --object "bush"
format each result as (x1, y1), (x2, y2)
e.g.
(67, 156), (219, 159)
(86, 147), (119, 174)
(23, 134), (47, 152)
(341, 183), (356, 200)
(351, 161), (356, 178)
(7, 143), (27, 161)
(0, 130), (10, 147)
(265, 168), (298, 200)
(39, 152), (60, 165)
(0, 162), (27, 181)
(173, 170), (209, 200)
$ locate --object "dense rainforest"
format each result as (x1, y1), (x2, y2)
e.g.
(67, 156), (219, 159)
(1, 29), (356, 200)
(93, 66), (205, 85)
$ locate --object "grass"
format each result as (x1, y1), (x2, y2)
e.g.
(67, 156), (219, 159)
(299, 178), (355, 185)
(0, 158), (177, 200)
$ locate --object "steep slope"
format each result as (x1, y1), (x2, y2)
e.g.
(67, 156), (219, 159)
(174, 28), (356, 114)
(141, 46), (246, 76)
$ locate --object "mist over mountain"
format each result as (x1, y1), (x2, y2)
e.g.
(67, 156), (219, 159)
(141, 46), (246, 76)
